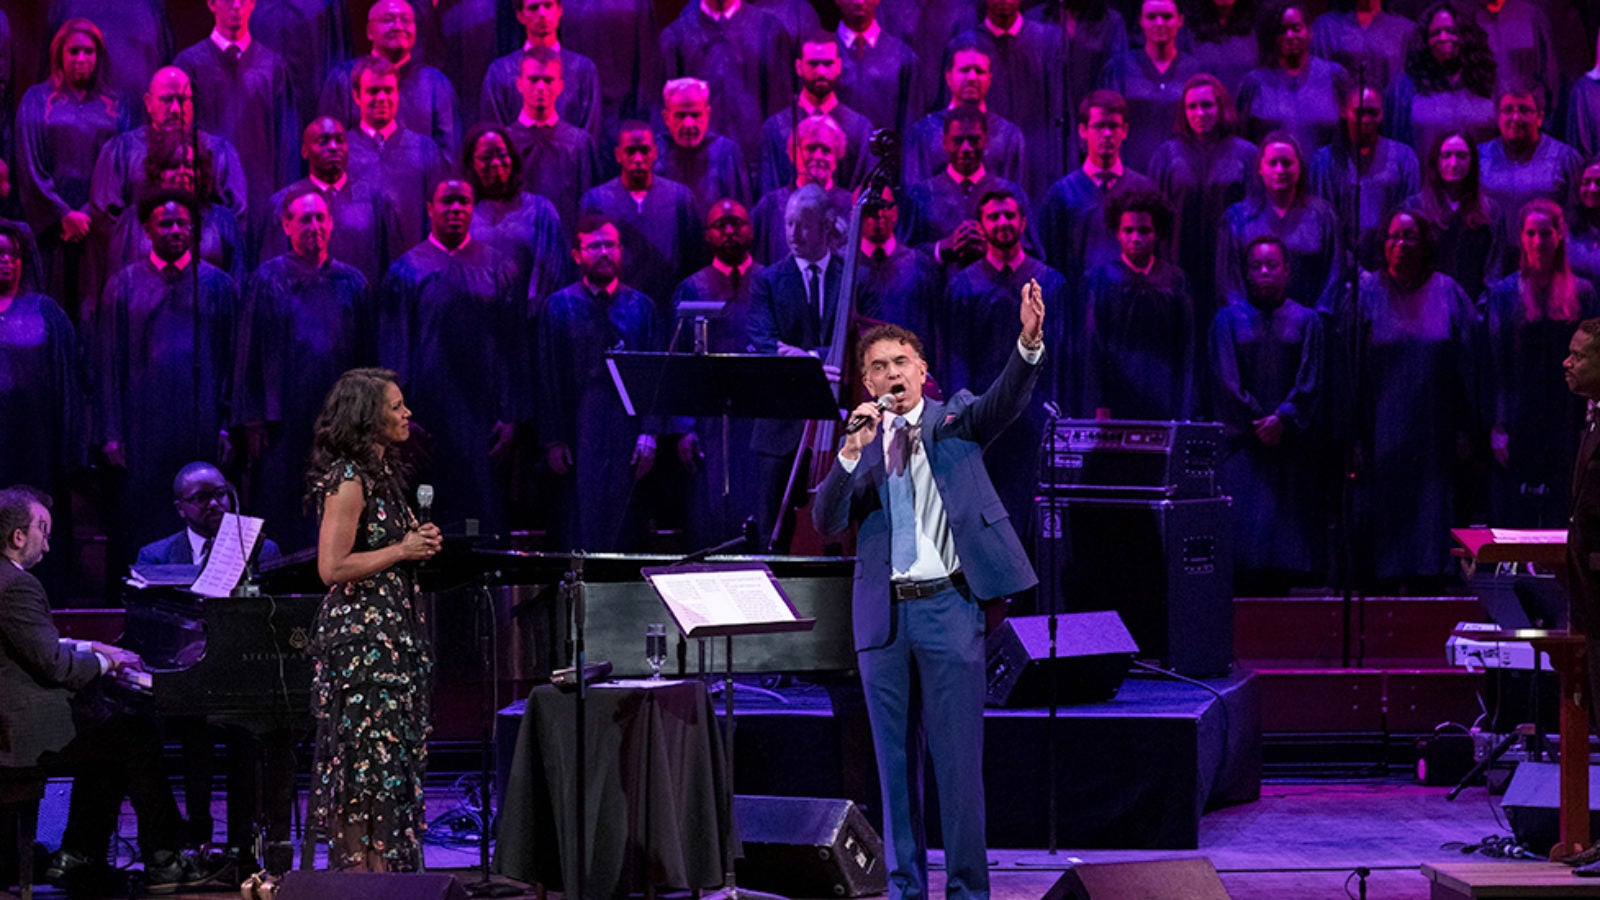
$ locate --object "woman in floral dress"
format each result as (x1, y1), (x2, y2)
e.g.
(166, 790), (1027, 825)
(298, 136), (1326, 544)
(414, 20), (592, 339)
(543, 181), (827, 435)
(304, 367), (441, 871)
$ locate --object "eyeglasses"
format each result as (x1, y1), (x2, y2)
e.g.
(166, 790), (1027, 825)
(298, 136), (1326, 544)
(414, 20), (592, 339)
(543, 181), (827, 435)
(179, 488), (230, 506)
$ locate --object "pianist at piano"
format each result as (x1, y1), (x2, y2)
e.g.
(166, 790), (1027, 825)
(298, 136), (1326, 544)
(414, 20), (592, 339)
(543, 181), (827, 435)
(134, 462), (281, 568)
(0, 485), (224, 894)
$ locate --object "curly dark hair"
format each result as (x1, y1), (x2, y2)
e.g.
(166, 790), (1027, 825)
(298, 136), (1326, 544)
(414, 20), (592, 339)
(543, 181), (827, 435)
(461, 122), (524, 203)
(1254, 0), (1311, 68)
(1103, 184), (1176, 238)
(857, 323), (927, 373)
(304, 368), (407, 507)
(1405, 1), (1495, 98)
(1191, 0), (1257, 42)
(143, 128), (217, 208)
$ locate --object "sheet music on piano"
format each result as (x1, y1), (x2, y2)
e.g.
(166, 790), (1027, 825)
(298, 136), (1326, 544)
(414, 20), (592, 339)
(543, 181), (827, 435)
(190, 513), (265, 598)
(641, 563), (814, 638)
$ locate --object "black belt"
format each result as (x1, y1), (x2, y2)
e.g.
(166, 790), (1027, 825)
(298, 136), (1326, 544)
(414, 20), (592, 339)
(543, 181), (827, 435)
(892, 571), (967, 601)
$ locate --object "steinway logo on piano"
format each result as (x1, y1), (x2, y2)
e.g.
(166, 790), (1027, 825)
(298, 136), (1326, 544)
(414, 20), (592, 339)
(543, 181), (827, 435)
(237, 628), (311, 661)
(290, 627), (309, 650)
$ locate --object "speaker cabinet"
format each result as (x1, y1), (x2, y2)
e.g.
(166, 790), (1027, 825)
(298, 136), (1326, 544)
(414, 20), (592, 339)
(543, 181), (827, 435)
(277, 871), (468, 899)
(985, 611), (1136, 706)
(1501, 761), (1600, 852)
(1043, 858), (1231, 899)
(732, 795), (886, 897)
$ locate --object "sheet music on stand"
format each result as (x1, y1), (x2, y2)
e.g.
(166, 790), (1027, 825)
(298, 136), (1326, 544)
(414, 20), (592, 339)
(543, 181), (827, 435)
(190, 512), (265, 598)
(641, 563), (815, 638)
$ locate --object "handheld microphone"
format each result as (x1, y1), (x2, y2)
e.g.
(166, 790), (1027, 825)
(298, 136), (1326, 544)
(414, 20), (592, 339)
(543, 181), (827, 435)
(845, 384), (906, 434)
(416, 484), (434, 524)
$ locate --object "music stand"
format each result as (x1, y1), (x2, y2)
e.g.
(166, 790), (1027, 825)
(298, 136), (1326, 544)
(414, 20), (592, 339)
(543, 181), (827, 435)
(641, 563), (815, 900)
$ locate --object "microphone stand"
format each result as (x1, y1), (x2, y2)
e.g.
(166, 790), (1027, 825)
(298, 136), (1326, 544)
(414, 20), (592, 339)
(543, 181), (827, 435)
(1339, 64), (1368, 668)
(463, 572), (520, 898)
(563, 554), (589, 900)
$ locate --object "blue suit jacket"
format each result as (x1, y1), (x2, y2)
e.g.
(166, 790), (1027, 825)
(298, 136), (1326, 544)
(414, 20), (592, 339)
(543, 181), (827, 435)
(747, 253), (846, 455)
(135, 530), (282, 568)
(813, 346), (1042, 651)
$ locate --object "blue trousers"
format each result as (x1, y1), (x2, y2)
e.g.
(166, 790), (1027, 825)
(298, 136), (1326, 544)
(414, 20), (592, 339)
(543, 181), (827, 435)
(857, 585), (989, 900)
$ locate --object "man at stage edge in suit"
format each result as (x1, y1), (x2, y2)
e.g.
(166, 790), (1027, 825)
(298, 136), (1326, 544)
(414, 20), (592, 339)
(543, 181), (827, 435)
(1559, 318), (1600, 873)
(812, 282), (1046, 899)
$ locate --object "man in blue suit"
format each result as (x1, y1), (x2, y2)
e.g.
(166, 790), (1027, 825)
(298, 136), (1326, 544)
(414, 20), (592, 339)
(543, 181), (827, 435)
(135, 462), (281, 569)
(813, 280), (1046, 899)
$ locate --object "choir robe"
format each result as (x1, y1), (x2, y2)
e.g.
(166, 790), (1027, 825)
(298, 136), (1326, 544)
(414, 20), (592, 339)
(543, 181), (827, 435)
(1483, 272), (1600, 527)
(1207, 296), (1323, 575)
(954, 22), (1066, 204)
(346, 125), (449, 249)
(748, 184), (853, 265)
(0, 12), (12, 163)
(1038, 168), (1155, 312)
(836, 30), (924, 137)
(659, 132), (751, 210)
(47, 0), (174, 111)
(470, 192), (570, 305)
(1148, 134), (1258, 337)
(535, 280), (661, 551)
(1217, 196), (1344, 314)
(1566, 75), (1600, 159)
(399, 0), (448, 71)
(480, 48), (603, 141)
(318, 57), (462, 158)
(107, 205), (246, 292)
(90, 127), (249, 228)
(1382, 76), (1498, 159)
(578, 176), (704, 319)
(1082, 257), (1196, 421)
(254, 177), (406, 287)
(252, 0), (352, 130)
(1236, 58), (1348, 152)
(1190, 31), (1255, 99)
(1478, 135), (1583, 270)
(94, 259), (239, 554)
(758, 102), (875, 196)
(1335, 271), (1478, 581)
(562, 0), (665, 142)
(1399, 193), (1506, 303)
(506, 119), (601, 240)
(1310, 137), (1422, 270)
(173, 38), (301, 220)
(16, 83), (130, 318)
(1573, 220), (1600, 291)
(746, 0), (821, 44)
(660, 5), (796, 180)
(1309, 10), (1416, 94)
(1030, 5), (1128, 170)
(942, 255), (1068, 522)
(378, 239), (526, 534)
(669, 262), (763, 549)
(233, 255), (371, 548)
(1098, 50), (1208, 174)
(1472, 0), (1557, 108)
(900, 169), (1039, 263)
(880, 0), (979, 107)
(438, 0), (512, 126)
(903, 106), (1029, 188)
(0, 293), (81, 499)
(855, 241), (946, 372)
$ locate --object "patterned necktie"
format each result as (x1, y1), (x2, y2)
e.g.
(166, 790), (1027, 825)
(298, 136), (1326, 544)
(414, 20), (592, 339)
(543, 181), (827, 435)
(888, 416), (917, 572)
(198, 535), (214, 566)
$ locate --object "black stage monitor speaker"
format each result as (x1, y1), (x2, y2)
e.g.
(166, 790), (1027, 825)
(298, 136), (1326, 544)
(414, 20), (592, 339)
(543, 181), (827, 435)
(732, 795), (887, 897)
(985, 611), (1136, 707)
(277, 871), (469, 899)
(1501, 761), (1600, 853)
(1043, 858), (1231, 899)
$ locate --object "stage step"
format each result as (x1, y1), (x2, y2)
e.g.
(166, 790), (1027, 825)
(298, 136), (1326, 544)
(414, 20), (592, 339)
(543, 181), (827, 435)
(1253, 667), (1485, 735)
(1235, 596), (1486, 669)
(1424, 861), (1600, 897)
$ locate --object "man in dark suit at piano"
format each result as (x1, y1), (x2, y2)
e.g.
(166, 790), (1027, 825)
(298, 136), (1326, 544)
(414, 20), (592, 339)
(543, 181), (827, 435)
(135, 462), (282, 568)
(1562, 321), (1600, 871)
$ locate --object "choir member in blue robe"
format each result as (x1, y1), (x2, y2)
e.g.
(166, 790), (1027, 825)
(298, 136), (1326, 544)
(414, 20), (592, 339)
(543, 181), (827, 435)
(901, 105), (1037, 270)
(580, 122), (704, 321)
(954, 1), (1067, 204)
(0, 165), (46, 304)
(1310, 0), (1417, 94)
(17, 19), (130, 323)
(856, 186), (947, 368)
(943, 188), (1067, 519)
(1186, 0), (1255, 97)
(105, 131), (246, 290)
(437, 0), (506, 128)
(1485, 198), (1600, 527)
(1471, 0), (1556, 109)
(0, 225), (80, 513)
(503, 49), (603, 240)
(1399, 129), (1506, 302)
(1032, 0), (1129, 169)
(1478, 80), (1584, 269)
(1572, 160), (1600, 289)
(749, 0), (823, 43)
(462, 122), (570, 305)
(1236, 1), (1348, 151)
(660, 78), (751, 210)
(378, 179), (526, 535)
(537, 217), (662, 551)
(319, 1), (462, 158)
(880, 0), (979, 106)
(1149, 74), (1258, 334)
(834, 0), (924, 137)
(234, 188), (372, 548)
(1329, 209), (1477, 584)
(255, 117), (407, 288)
(1311, 81), (1422, 270)
(173, 1), (301, 223)
(1383, 2), (1498, 157)
(750, 115), (854, 264)
(903, 41), (1030, 186)
(252, 0), (351, 130)
(660, 0), (796, 185)
(670, 199), (763, 549)
(759, 35), (875, 195)
(562, 0), (664, 143)
(1209, 235), (1324, 583)
(47, 0), (174, 110)
(1083, 187), (1195, 419)
(1099, 0), (1207, 173)
(1218, 132), (1344, 312)
(95, 191), (239, 556)
(343, 58), (450, 249)
(1567, 56), (1600, 159)
(746, 184), (847, 548)
(479, 0), (603, 140)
